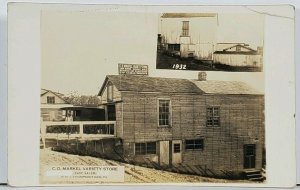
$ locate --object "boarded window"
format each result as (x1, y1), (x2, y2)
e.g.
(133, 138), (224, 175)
(173, 143), (181, 153)
(206, 107), (220, 127)
(135, 142), (157, 155)
(185, 139), (204, 150)
(158, 100), (170, 126)
(182, 21), (189, 36)
(47, 96), (55, 104)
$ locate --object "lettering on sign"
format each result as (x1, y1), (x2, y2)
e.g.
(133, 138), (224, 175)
(118, 64), (148, 76)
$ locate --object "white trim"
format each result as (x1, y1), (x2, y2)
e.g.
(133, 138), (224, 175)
(157, 98), (172, 128)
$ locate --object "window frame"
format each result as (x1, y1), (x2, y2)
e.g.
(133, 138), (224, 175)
(181, 21), (189, 36)
(157, 98), (172, 127)
(135, 142), (157, 155)
(47, 96), (55, 104)
(173, 143), (181, 153)
(206, 106), (220, 127)
(185, 139), (204, 151)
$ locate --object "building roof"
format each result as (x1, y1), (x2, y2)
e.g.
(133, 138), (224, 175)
(41, 88), (64, 97)
(98, 75), (204, 95)
(98, 75), (263, 96)
(40, 88), (69, 104)
(214, 44), (258, 55)
(191, 80), (262, 95)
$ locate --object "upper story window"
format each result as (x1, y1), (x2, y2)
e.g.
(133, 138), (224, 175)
(47, 96), (55, 104)
(107, 83), (113, 102)
(206, 107), (220, 127)
(158, 99), (171, 126)
(182, 21), (189, 36)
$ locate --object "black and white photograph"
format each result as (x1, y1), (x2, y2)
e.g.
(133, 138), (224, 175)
(38, 9), (266, 184)
(156, 13), (264, 72)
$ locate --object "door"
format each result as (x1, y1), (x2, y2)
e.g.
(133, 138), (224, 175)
(159, 141), (169, 166)
(244, 144), (256, 169)
(172, 140), (182, 165)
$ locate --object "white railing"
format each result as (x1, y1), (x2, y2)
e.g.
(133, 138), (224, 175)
(41, 121), (116, 141)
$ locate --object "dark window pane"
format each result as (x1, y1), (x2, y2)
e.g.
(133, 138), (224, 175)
(174, 144), (181, 153)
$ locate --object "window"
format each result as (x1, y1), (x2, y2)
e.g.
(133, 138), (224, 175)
(135, 142), (157, 155)
(158, 100), (171, 126)
(47, 96), (55, 104)
(185, 139), (204, 150)
(173, 143), (181, 153)
(107, 84), (113, 102)
(206, 107), (220, 127)
(182, 21), (189, 36)
(107, 104), (116, 121)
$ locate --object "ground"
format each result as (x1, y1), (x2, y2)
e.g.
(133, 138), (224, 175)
(156, 52), (262, 72)
(40, 148), (254, 184)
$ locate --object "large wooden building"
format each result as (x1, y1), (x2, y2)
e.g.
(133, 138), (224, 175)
(98, 74), (265, 178)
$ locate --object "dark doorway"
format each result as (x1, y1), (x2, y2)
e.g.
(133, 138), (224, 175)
(107, 104), (116, 121)
(244, 144), (256, 169)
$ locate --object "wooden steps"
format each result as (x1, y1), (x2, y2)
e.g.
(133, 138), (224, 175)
(244, 169), (265, 181)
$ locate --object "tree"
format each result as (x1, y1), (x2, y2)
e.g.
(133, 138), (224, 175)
(64, 91), (101, 106)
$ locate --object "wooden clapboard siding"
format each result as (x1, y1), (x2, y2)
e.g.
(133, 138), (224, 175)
(41, 108), (64, 121)
(118, 90), (264, 172)
(101, 84), (122, 104)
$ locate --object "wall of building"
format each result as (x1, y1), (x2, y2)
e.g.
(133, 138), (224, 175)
(101, 83), (122, 104)
(40, 91), (67, 104)
(213, 53), (263, 67)
(119, 92), (265, 174)
(182, 94), (265, 173)
(41, 108), (64, 121)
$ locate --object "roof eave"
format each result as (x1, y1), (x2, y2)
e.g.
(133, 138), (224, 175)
(98, 76), (109, 96)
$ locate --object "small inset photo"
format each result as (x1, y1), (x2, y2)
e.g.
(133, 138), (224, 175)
(156, 13), (264, 72)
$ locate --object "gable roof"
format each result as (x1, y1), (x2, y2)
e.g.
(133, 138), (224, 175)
(191, 80), (262, 95)
(98, 75), (204, 95)
(98, 75), (263, 96)
(214, 44), (258, 55)
(223, 44), (255, 52)
(41, 88), (69, 103)
(41, 88), (64, 97)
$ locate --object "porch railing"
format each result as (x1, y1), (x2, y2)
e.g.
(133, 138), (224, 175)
(40, 121), (116, 141)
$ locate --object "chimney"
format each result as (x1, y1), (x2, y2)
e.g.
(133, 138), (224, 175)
(257, 46), (263, 55)
(198, 72), (207, 81)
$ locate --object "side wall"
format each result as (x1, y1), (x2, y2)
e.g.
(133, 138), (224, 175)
(41, 108), (64, 121)
(213, 54), (263, 67)
(120, 92), (265, 173)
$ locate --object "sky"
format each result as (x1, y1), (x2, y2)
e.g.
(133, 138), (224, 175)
(41, 10), (264, 95)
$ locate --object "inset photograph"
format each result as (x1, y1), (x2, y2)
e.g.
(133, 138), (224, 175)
(156, 13), (264, 72)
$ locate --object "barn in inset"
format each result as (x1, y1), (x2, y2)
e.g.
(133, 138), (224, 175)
(213, 43), (263, 70)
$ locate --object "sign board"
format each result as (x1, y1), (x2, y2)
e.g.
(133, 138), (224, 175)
(118, 64), (148, 76)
